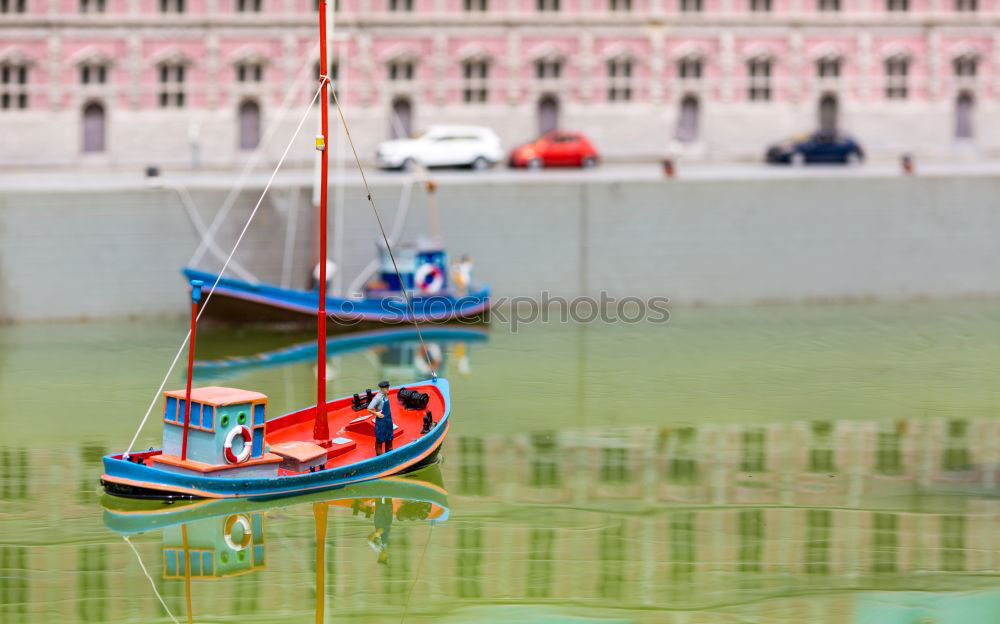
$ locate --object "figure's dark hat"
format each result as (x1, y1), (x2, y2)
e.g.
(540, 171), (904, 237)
(378, 380), (390, 388)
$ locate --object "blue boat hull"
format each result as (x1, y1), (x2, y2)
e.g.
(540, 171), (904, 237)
(183, 268), (491, 329)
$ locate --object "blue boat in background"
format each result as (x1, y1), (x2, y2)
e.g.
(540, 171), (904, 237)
(184, 244), (490, 330)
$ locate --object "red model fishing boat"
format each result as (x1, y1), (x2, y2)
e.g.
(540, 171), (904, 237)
(100, 0), (451, 500)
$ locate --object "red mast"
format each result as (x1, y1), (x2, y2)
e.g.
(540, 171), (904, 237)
(313, 0), (331, 446)
(181, 279), (203, 461)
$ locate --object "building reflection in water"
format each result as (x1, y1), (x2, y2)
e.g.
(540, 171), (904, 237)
(8, 412), (1000, 622)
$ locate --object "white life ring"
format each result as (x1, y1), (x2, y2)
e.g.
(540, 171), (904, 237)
(415, 342), (444, 375)
(224, 426), (253, 464)
(223, 514), (253, 551)
(414, 263), (445, 294)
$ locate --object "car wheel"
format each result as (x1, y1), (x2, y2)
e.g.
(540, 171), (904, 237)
(471, 156), (490, 171)
(527, 158), (543, 170)
(791, 152), (806, 167)
(401, 158), (416, 172)
(581, 157), (597, 168)
(846, 152), (862, 166)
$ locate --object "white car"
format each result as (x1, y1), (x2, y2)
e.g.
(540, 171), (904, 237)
(375, 125), (503, 171)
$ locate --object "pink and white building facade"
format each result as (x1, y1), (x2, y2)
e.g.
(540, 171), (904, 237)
(0, 0), (997, 167)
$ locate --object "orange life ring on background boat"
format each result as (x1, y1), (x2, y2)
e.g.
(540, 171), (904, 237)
(224, 426), (253, 464)
(414, 263), (444, 294)
(223, 514), (253, 551)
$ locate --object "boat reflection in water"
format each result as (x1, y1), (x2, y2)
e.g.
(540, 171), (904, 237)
(101, 464), (448, 623)
(191, 326), (488, 382)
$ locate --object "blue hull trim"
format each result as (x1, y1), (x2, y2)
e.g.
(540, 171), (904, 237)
(102, 378), (451, 499)
(182, 267), (491, 324)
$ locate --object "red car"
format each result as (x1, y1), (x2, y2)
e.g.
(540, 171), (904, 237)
(509, 131), (600, 169)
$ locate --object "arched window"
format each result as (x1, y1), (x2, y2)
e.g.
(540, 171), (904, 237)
(818, 93), (838, 133)
(238, 99), (261, 150)
(675, 94), (699, 143)
(82, 101), (106, 153)
(537, 95), (559, 135)
(955, 91), (974, 140)
(390, 96), (412, 139)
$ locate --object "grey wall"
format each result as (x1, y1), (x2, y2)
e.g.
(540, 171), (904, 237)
(2, 174), (999, 322)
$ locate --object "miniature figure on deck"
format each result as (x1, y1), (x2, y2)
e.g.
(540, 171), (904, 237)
(367, 381), (395, 455)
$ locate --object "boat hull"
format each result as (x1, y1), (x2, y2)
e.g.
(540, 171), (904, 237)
(183, 268), (491, 330)
(101, 378), (451, 500)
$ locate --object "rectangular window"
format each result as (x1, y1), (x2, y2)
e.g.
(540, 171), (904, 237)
(189, 402), (202, 428)
(160, 0), (185, 11)
(747, 58), (772, 101)
(886, 0), (908, 10)
(535, 59), (562, 80)
(0, 0), (27, 12)
(158, 63), (186, 108)
(678, 57), (702, 80)
(537, 0), (559, 10)
(164, 397), (178, 423)
(388, 0), (413, 10)
(464, 0), (487, 9)
(203, 406), (214, 430)
(680, 0), (702, 11)
(955, 0), (976, 9)
(80, 0), (107, 12)
(817, 0), (839, 10)
(750, 0), (771, 11)
(817, 57), (841, 78)
(607, 58), (633, 102)
(236, 62), (264, 82)
(80, 63), (108, 85)
(610, 0), (631, 10)
(953, 56), (977, 78)
(253, 404), (265, 426)
(884, 57), (909, 99)
(388, 60), (414, 81)
(236, 0), (262, 10)
(462, 60), (489, 103)
(0, 64), (29, 110)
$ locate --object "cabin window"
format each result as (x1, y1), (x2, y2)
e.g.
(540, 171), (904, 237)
(164, 397), (179, 422)
(253, 404), (265, 426)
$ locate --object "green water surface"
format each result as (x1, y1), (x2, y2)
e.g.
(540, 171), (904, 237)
(2, 300), (1000, 623)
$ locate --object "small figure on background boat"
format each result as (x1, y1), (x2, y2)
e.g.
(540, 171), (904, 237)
(367, 381), (395, 455)
(451, 254), (474, 296)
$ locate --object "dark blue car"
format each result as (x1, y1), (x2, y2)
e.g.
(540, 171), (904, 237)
(766, 132), (864, 165)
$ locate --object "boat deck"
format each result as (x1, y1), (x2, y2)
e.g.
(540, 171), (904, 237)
(263, 385), (444, 474)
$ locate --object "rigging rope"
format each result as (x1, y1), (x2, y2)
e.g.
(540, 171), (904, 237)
(123, 536), (181, 624)
(124, 82), (325, 457)
(329, 87), (439, 379)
